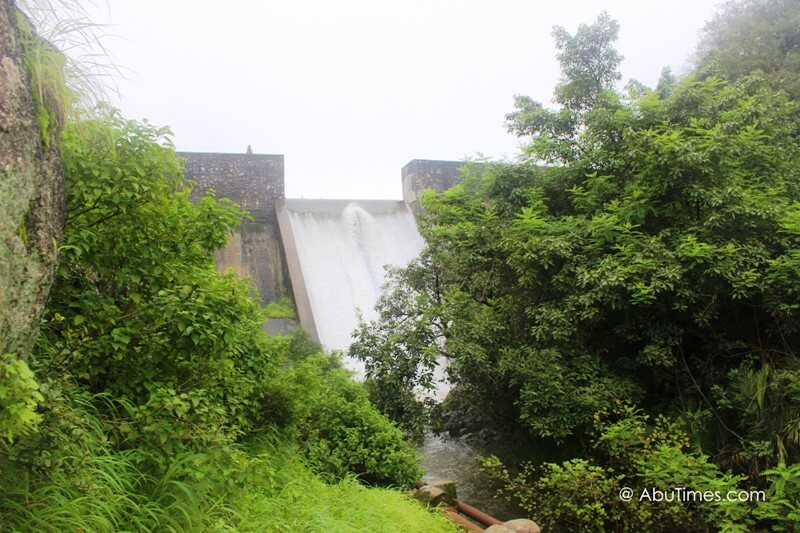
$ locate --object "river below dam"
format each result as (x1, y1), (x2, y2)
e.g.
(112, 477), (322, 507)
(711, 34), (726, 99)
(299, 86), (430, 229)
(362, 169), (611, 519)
(419, 432), (525, 521)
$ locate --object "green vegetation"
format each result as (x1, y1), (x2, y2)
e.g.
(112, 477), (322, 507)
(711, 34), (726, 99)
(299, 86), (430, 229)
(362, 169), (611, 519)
(221, 437), (455, 533)
(269, 352), (422, 485)
(0, 396), (454, 532)
(354, 6), (800, 531)
(350, 255), (444, 442)
(695, 0), (800, 99)
(15, 8), (66, 147)
(264, 297), (297, 319)
(0, 102), (449, 531)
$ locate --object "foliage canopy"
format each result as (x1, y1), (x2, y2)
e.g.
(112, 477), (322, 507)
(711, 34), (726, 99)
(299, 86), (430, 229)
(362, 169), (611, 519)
(354, 9), (800, 530)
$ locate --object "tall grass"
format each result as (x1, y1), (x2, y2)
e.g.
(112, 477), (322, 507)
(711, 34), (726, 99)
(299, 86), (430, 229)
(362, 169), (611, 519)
(209, 437), (459, 533)
(0, 391), (177, 532)
(0, 392), (455, 532)
(17, 0), (121, 110)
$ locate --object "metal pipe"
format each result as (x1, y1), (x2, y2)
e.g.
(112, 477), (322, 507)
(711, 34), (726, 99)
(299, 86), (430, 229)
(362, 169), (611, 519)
(456, 500), (503, 526)
(443, 507), (484, 532)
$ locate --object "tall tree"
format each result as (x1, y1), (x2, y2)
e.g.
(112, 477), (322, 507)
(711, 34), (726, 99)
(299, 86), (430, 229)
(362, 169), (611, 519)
(696, 0), (800, 98)
(506, 12), (623, 164)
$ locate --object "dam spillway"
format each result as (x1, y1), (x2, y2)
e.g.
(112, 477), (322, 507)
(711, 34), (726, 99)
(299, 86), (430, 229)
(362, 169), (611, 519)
(277, 199), (425, 374)
(181, 154), (465, 374)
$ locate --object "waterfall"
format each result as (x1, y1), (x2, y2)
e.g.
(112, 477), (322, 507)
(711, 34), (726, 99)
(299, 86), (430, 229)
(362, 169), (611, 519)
(282, 199), (425, 376)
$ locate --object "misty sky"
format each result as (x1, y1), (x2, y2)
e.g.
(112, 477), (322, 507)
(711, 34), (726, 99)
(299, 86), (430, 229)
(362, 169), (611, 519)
(83, 0), (721, 200)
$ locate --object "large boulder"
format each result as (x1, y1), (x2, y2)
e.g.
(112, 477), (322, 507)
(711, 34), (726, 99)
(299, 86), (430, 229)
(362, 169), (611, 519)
(0, 0), (65, 360)
(0, 1), (65, 439)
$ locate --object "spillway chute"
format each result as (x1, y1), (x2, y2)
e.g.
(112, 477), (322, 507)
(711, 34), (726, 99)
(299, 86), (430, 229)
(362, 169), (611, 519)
(277, 199), (425, 376)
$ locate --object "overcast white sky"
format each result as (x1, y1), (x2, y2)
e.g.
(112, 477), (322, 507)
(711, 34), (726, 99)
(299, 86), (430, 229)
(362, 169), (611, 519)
(82, 0), (721, 200)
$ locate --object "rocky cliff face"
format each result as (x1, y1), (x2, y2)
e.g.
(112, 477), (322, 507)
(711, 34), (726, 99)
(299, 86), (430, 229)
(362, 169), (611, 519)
(0, 0), (65, 360)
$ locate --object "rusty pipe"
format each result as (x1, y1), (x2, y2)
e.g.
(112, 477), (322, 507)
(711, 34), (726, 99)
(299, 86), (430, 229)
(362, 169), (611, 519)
(443, 507), (484, 532)
(456, 500), (503, 526)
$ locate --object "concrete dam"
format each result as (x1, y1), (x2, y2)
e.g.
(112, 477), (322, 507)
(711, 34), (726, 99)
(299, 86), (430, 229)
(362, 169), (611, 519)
(182, 153), (462, 374)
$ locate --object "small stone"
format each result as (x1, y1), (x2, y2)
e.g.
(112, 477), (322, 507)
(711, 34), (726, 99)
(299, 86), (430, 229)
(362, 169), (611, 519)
(426, 478), (457, 505)
(484, 526), (509, 533)
(503, 518), (541, 533)
(414, 485), (446, 506)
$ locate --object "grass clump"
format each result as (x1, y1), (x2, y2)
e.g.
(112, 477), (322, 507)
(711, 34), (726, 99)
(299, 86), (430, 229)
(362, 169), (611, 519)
(214, 437), (457, 533)
(264, 297), (297, 319)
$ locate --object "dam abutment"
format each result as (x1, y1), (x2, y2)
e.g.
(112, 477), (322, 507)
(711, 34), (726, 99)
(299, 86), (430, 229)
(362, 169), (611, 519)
(402, 159), (465, 212)
(181, 151), (293, 308)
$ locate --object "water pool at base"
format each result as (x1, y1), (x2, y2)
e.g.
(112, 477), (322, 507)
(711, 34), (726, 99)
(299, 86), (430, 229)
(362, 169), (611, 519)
(418, 432), (525, 521)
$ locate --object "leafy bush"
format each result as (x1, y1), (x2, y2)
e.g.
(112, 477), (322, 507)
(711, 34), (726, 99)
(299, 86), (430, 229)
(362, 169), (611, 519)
(269, 352), (422, 487)
(32, 107), (281, 461)
(351, 254), (446, 441)
(754, 463), (800, 530)
(0, 353), (43, 440)
(483, 456), (622, 532)
(484, 405), (756, 532)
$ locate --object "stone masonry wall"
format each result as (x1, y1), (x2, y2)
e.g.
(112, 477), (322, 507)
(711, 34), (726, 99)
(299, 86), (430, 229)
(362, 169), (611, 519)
(401, 159), (465, 212)
(183, 152), (284, 221)
(181, 152), (289, 305)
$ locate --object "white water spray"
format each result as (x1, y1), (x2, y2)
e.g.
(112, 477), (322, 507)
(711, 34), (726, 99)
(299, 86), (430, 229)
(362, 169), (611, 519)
(283, 200), (425, 376)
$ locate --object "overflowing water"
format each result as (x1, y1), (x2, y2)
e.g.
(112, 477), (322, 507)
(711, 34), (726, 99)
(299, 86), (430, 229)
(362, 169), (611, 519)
(282, 199), (425, 376)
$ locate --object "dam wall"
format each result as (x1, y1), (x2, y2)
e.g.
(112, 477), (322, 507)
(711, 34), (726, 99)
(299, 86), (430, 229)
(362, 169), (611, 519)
(181, 152), (291, 306)
(182, 154), (465, 369)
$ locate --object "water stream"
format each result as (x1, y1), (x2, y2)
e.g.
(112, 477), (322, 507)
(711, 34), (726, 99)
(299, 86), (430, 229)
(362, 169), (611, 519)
(419, 432), (524, 521)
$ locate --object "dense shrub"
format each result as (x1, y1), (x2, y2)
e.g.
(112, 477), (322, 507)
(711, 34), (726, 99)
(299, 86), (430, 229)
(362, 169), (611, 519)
(0, 353), (43, 440)
(754, 463), (800, 529)
(484, 405), (753, 532)
(350, 254), (446, 441)
(268, 352), (422, 487)
(30, 108), (283, 462)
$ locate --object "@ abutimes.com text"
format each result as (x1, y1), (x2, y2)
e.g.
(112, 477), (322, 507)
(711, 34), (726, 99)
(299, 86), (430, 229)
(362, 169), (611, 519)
(618, 486), (765, 503)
